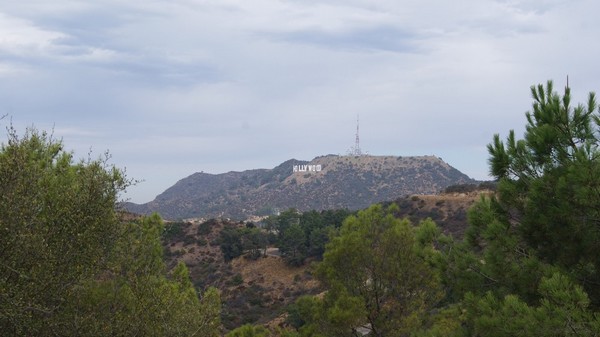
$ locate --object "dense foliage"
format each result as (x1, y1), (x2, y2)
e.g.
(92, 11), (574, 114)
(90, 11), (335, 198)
(488, 81), (600, 305)
(218, 224), (270, 261)
(277, 81), (600, 337)
(429, 81), (600, 336)
(0, 127), (221, 336)
(296, 204), (442, 336)
(218, 209), (352, 266)
(7, 80), (600, 336)
(267, 209), (353, 266)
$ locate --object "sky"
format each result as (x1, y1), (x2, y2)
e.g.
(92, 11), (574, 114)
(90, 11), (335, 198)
(1, 0), (599, 204)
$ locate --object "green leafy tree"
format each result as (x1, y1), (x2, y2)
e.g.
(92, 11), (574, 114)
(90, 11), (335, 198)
(306, 204), (442, 337)
(0, 127), (129, 335)
(69, 214), (222, 336)
(225, 324), (270, 337)
(0, 126), (221, 336)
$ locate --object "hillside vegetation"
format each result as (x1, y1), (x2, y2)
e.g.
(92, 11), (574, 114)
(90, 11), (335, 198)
(126, 155), (474, 220)
(157, 188), (493, 332)
(4, 80), (600, 337)
(224, 81), (600, 336)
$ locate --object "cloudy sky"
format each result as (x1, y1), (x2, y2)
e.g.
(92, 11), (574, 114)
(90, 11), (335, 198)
(1, 0), (599, 203)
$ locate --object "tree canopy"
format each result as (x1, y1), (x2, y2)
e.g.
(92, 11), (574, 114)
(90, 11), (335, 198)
(0, 126), (221, 336)
(428, 81), (600, 336)
(292, 204), (442, 336)
(287, 81), (600, 337)
(487, 81), (600, 305)
(8, 80), (600, 336)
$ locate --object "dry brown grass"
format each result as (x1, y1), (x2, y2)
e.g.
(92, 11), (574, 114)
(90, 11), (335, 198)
(231, 255), (318, 291)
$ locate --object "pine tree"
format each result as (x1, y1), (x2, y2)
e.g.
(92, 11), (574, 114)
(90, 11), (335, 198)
(488, 80), (600, 305)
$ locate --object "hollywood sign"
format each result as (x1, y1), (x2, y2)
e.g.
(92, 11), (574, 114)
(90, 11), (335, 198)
(293, 164), (322, 173)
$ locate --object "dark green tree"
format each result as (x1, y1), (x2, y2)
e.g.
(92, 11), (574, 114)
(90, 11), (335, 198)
(242, 227), (268, 260)
(302, 209), (351, 260)
(424, 81), (600, 337)
(274, 208), (301, 236)
(219, 225), (245, 261)
(307, 225), (333, 258)
(463, 273), (600, 337)
(220, 225), (269, 261)
(280, 223), (307, 266)
(272, 208), (352, 265)
(440, 196), (555, 304)
(487, 80), (600, 305)
(299, 210), (323, 234)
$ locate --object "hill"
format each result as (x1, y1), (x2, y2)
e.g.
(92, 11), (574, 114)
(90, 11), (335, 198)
(126, 154), (475, 220)
(161, 218), (322, 331)
(159, 186), (492, 331)
(390, 185), (494, 238)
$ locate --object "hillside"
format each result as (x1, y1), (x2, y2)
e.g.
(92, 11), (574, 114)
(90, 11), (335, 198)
(161, 219), (322, 331)
(160, 186), (491, 332)
(390, 187), (493, 238)
(126, 154), (475, 220)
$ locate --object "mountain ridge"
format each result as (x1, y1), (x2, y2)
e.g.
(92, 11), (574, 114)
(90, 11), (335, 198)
(125, 154), (475, 220)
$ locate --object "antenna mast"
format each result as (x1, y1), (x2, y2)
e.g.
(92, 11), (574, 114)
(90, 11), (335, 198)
(354, 114), (362, 156)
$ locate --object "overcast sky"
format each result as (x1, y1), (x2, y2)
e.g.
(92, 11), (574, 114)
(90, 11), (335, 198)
(1, 0), (599, 203)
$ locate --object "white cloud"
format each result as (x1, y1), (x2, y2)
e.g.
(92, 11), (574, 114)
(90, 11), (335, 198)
(0, 12), (65, 56)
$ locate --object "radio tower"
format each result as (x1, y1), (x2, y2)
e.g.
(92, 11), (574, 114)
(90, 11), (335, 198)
(353, 114), (362, 156)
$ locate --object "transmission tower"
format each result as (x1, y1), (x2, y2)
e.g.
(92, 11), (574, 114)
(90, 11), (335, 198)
(353, 115), (362, 156)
